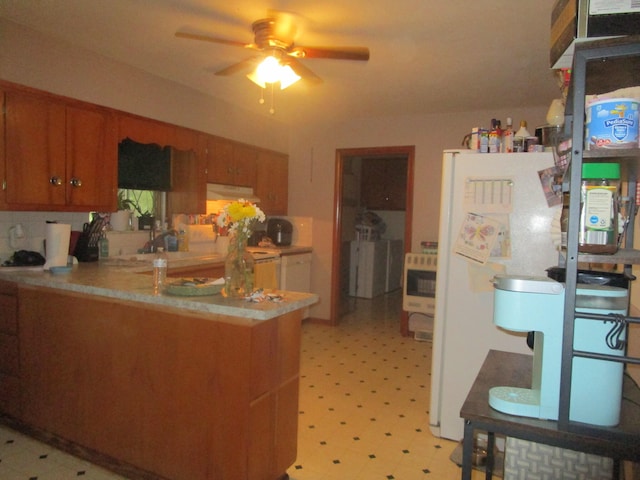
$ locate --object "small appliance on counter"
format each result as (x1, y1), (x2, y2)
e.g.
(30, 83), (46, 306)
(267, 218), (292, 247)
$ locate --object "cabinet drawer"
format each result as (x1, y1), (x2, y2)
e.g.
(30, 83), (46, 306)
(0, 333), (19, 376)
(0, 294), (18, 334)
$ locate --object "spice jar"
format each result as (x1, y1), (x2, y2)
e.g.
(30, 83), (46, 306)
(579, 163), (620, 254)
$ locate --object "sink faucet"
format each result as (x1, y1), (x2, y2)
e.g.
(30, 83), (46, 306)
(149, 227), (157, 253)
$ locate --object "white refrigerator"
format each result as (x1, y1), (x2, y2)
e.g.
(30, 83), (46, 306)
(430, 150), (561, 441)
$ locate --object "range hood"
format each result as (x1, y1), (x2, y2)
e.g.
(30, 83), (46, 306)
(206, 183), (260, 203)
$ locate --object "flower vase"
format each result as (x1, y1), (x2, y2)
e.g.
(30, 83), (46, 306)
(225, 234), (254, 298)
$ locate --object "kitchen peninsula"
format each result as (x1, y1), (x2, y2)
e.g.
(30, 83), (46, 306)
(0, 260), (318, 480)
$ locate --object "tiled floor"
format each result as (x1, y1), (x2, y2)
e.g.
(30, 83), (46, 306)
(0, 291), (479, 479)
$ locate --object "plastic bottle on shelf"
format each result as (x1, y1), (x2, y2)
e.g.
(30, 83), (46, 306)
(489, 119), (502, 153)
(514, 120), (530, 152)
(153, 248), (168, 295)
(503, 117), (514, 153)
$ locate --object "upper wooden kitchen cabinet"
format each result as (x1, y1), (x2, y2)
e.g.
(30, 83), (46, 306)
(167, 148), (206, 215)
(3, 89), (118, 211)
(255, 150), (288, 215)
(118, 112), (170, 146)
(360, 157), (407, 211)
(205, 136), (257, 187)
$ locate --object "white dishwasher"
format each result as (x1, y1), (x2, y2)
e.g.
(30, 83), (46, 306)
(280, 253), (312, 293)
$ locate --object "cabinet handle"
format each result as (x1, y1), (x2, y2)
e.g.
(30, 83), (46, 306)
(50, 176), (63, 186)
(70, 178), (83, 188)
(227, 167), (234, 174)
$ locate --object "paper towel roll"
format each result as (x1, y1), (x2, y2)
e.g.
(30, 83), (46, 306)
(43, 223), (71, 270)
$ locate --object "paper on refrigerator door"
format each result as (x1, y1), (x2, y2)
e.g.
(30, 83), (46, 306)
(463, 177), (513, 213)
(453, 213), (502, 265)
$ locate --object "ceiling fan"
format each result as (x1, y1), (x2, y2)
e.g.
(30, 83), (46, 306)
(175, 11), (370, 87)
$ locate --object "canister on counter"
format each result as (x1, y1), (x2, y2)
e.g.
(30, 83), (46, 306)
(579, 163), (620, 254)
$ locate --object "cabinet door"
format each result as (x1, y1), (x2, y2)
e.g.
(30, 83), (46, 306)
(206, 138), (257, 187)
(232, 144), (257, 187)
(255, 151), (288, 215)
(0, 90), (6, 209)
(167, 148), (205, 215)
(5, 90), (66, 206)
(206, 137), (234, 184)
(66, 104), (118, 211)
(0, 284), (20, 417)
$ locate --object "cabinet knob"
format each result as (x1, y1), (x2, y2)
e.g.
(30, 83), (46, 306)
(70, 177), (83, 188)
(50, 176), (63, 186)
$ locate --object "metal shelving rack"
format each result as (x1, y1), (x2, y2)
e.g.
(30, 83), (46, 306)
(561, 35), (640, 442)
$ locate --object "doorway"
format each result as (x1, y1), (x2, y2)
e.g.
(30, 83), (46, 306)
(330, 146), (415, 334)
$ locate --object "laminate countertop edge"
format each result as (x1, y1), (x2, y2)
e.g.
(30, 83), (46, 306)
(0, 262), (318, 322)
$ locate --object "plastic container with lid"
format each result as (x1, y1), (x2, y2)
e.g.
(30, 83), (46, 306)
(579, 163), (620, 254)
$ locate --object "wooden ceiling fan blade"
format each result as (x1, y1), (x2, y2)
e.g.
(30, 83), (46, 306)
(215, 56), (261, 76)
(175, 30), (251, 49)
(286, 58), (323, 85)
(290, 46), (370, 61)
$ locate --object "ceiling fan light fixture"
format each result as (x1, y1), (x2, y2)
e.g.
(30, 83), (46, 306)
(278, 64), (301, 89)
(246, 55), (301, 90)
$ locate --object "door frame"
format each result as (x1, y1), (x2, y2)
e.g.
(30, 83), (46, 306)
(330, 145), (415, 333)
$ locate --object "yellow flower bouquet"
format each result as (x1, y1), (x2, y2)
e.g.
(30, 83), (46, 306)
(216, 200), (265, 297)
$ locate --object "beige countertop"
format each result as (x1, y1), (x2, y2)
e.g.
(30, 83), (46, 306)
(0, 256), (318, 322)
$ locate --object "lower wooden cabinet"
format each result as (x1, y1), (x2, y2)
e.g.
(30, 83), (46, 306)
(0, 280), (20, 417)
(15, 285), (300, 480)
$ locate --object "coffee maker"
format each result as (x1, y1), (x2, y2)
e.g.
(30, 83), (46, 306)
(267, 218), (292, 246)
(490, 274), (627, 426)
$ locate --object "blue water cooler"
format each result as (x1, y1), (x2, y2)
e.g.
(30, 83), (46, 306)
(490, 274), (627, 426)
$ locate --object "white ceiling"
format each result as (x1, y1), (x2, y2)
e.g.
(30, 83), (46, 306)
(0, 0), (562, 124)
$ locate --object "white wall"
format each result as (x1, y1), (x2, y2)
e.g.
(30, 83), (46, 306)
(0, 19), (555, 321)
(288, 107), (550, 319)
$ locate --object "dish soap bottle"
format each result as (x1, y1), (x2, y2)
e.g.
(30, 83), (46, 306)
(153, 248), (168, 295)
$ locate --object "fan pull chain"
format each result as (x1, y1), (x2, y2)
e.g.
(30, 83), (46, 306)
(269, 83), (275, 115)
